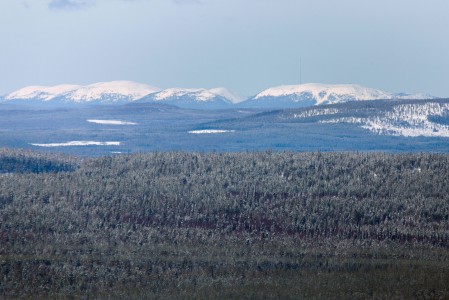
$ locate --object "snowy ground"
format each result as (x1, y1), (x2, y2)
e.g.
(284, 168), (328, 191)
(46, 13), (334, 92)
(320, 103), (449, 137)
(87, 119), (137, 125)
(188, 129), (236, 134)
(31, 141), (121, 147)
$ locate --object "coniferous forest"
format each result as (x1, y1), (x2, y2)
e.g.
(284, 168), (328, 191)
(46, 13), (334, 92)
(1, 148), (449, 299)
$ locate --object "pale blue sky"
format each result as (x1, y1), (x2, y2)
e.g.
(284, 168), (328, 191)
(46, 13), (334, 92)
(1, 0), (448, 97)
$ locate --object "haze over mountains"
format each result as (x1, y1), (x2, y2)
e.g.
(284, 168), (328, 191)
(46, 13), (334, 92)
(1, 81), (437, 109)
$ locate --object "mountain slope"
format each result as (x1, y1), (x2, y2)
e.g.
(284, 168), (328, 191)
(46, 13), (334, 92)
(5, 84), (81, 102)
(240, 83), (436, 108)
(61, 81), (161, 103)
(138, 87), (242, 109)
(3, 81), (161, 105)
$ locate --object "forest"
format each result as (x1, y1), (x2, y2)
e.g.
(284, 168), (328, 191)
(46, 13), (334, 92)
(1, 148), (449, 299)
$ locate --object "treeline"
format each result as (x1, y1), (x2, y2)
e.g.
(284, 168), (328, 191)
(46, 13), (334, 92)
(1, 150), (449, 298)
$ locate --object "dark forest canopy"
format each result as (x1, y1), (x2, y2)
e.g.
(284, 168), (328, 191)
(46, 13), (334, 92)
(0, 148), (78, 174)
(1, 150), (449, 298)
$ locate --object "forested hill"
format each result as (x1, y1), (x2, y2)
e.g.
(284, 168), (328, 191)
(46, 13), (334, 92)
(0, 148), (78, 174)
(1, 150), (449, 298)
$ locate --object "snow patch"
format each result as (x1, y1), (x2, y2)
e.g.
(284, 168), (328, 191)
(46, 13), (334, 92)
(31, 141), (121, 147)
(189, 129), (236, 134)
(87, 119), (137, 125)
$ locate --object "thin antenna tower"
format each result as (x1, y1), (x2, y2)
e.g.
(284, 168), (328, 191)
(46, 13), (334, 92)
(300, 56), (302, 85)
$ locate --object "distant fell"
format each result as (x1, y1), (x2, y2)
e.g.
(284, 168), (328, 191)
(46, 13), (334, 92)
(240, 83), (436, 108)
(2, 81), (436, 109)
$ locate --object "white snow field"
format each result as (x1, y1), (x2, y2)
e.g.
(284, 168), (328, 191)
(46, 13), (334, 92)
(31, 141), (121, 147)
(87, 119), (137, 125)
(188, 130), (236, 134)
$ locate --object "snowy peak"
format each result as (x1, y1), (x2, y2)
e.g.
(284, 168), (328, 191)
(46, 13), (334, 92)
(151, 87), (242, 103)
(2, 81), (437, 109)
(138, 87), (242, 109)
(153, 88), (216, 102)
(245, 83), (437, 108)
(5, 84), (81, 101)
(2, 82), (240, 108)
(254, 83), (392, 104)
(65, 81), (161, 103)
(4, 81), (161, 104)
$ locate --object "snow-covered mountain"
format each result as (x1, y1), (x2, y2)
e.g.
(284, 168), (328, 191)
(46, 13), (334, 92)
(2, 82), (242, 108)
(61, 81), (160, 103)
(2, 81), (436, 109)
(240, 83), (436, 108)
(5, 84), (81, 102)
(138, 87), (242, 109)
(3, 81), (161, 105)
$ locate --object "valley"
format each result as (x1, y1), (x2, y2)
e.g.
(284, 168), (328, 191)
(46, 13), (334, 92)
(1, 98), (449, 156)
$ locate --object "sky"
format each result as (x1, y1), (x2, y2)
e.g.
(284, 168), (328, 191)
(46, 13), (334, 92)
(1, 0), (449, 98)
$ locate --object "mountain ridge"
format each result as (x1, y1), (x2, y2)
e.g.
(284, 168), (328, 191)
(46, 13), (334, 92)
(240, 83), (436, 108)
(1, 81), (437, 109)
(136, 87), (244, 109)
